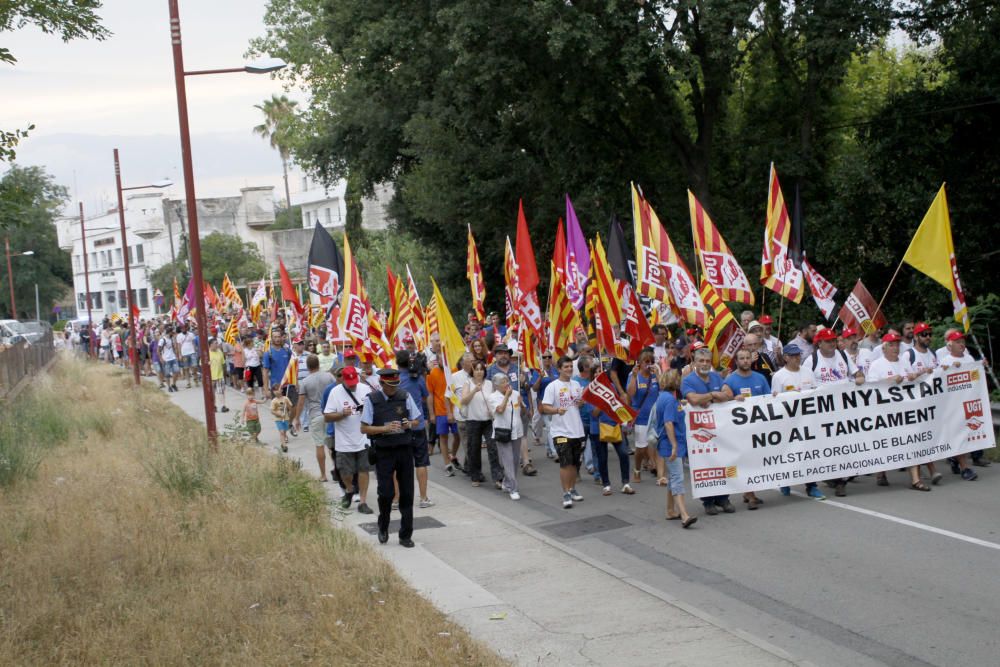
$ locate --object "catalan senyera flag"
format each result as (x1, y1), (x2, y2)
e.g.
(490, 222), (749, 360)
(221, 273), (242, 309)
(249, 278), (267, 324)
(425, 294), (440, 339)
(902, 184), (969, 331)
(280, 355), (298, 388)
(689, 189), (754, 304)
(366, 310), (394, 368)
(339, 234), (369, 341)
(503, 236), (522, 332)
(582, 371), (638, 424)
(405, 265), (426, 348)
(223, 311), (240, 345)
(760, 163), (805, 303)
(466, 224), (486, 322)
(308, 303), (325, 329)
(699, 276), (737, 367)
(548, 260), (581, 357)
(519, 322), (542, 370)
(591, 236), (622, 354)
(632, 183), (670, 303)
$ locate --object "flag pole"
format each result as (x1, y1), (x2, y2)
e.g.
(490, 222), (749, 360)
(873, 258), (907, 325)
(777, 298), (785, 340)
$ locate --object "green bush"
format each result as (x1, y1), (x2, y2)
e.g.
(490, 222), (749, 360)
(0, 422), (42, 488)
(144, 437), (216, 499)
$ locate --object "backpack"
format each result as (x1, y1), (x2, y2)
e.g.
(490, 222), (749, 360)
(907, 347), (937, 366)
(810, 348), (851, 374)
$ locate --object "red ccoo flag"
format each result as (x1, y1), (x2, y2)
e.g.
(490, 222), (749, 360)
(838, 279), (887, 335)
(514, 200), (543, 335)
(582, 371), (638, 424)
(279, 258), (303, 314)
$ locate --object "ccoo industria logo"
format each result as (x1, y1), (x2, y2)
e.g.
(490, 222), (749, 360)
(946, 369), (980, 392)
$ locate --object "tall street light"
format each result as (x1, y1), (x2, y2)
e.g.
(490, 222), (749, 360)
(168, 0), (285, 444)
(4, 237), (34, 319)
(114, 147), (172, 386)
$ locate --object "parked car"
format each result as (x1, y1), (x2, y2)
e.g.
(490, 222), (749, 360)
(20, 320), (52, 344)
(0, 319), (30, 346)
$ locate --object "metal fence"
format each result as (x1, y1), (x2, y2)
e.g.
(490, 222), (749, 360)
(0, 331), (56, 401)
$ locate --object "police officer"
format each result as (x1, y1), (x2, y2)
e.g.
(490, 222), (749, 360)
(360, 367), (424, 547)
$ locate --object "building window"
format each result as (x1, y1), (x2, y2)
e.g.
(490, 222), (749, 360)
(115, 249), (123, 266)
(138, 288), (149, 309)
(90, 252), (97, 268)
(86, 292), (102, 309)
(136, 244), (144, 263)
(128, 246), (133, 264)
(325, 208), (332, 224)
(118, 290), (127, 308)
(73, 255), (80, 272)
(78, 293), (86, 310)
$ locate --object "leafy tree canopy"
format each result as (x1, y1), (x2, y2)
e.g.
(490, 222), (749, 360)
(149, 232), (267, 299)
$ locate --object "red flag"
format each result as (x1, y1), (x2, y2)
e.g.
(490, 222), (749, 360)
(838, 279), (887, 335)
(279, 258), (303, 314)
(131, 302), (141, 325)
(802, 259), (838, 320)
(621, 284), (654, 360)
(553, 218), (567, 282)
(582, 371), (638, 424)
(515, 199), (539, 293)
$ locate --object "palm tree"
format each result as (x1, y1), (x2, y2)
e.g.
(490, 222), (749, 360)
(252, 94), (299, 212)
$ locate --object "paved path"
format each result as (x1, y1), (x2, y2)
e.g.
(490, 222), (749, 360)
(163, 379), (998, 666)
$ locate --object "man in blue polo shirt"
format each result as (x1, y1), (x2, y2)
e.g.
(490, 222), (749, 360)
(681, 346), (734, 516)
(723, 348), (771, 509)
(262, 329), (292, 398)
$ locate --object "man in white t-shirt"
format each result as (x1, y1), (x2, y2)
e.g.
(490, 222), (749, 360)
(449, 353), (473, 474)
(759, 315), (783, 363)
(867, 332), (931, 491)
(325, 366), (374, 514)
(772, 343), (824, 500)
(906, 322), (938, 376)
(158, 329), (180, 392)
(937, 330), (985, 481)
(936, 328), (975, 363)
(806, 327), (863, 497)
(540, 355), (586, 509)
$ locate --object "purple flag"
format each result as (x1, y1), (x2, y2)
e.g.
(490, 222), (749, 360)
(565, 194), (590, 310)
(177, 278), (196, 322)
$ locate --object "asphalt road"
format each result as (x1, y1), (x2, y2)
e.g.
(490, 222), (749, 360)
(430, 442), (999, 667)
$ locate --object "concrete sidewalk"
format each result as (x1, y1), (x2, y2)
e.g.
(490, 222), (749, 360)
(162, 380), (802, 666)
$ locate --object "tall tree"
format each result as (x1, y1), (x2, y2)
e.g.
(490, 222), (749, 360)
(0, 166), (73, 319)
(1, 0), (110, 161)
(252, 94), (300, 211)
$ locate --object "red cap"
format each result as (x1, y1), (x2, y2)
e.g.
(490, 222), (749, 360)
(946, 330), (966, 342)
(691, 341), (707, 351)
(340, 366), (360, 387)
(881, 332), (902, 343)
(759, 315), (773, 325)
(814, 328), (837, 342)
(686, 328), (698, 336)
(840, 327), (858, 339)
(913, 322), (932, 335)
(343, 348), (358, 359)
(403, 332), (415, 344)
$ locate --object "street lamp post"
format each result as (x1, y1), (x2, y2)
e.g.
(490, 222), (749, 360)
(113, 148), (172, 387)
(167, 0), (285, 445)
(4, 237), (34, 319)
(79, 202), (95, 357)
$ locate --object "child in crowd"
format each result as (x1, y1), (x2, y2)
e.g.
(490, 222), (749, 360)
(243, 386), (261, 444)
(209, 338), (229, 413)
(270, 384), (293, 453)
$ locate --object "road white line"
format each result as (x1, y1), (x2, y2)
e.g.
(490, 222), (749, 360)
(793, 491), (1000, 551)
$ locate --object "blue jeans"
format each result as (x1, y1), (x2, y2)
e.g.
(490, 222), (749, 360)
(592, 434), (630, 487)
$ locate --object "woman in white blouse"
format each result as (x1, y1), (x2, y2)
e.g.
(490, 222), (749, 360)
(488, 374), (524, 500)
(460, 360), (495, 487)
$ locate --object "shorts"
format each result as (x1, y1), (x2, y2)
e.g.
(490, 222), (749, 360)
(310, 415), (327, 447)
(245, 419), (261, 435)
(336, 449), (371, 477)
(232, 366), (245, 379)
(412, 430), (430, 468)
(634, 424), (649, 449)
(183, 353), (197, 368)
(665, 457), (686, 496)
(275, 420), (290, 432)
(435, 416), (458, 435)
(151, 361), (162, 374)
(245, 366), (263, 388)
(283, 385), (299, 407)
(553, 436), (585, 468)
(163, 359), (180, 376)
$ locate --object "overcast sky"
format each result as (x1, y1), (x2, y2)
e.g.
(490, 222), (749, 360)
(1, 0), (310, 215)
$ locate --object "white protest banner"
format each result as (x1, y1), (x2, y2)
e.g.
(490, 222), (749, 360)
(687, 362), (994, 498)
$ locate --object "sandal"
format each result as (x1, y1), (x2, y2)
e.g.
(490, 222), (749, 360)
(910, 481), (931, 492)
(656, 477), (668, 486)
(682, 516), (698, 529)
(632, 470), (642, 483)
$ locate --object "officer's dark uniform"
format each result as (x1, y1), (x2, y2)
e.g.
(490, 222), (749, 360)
(365, 368), (419, 545)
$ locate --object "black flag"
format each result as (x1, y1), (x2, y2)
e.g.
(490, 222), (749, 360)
(789, 183), (805, 270)
(307, 221), (344, 314)
(607, 215), (634, 286)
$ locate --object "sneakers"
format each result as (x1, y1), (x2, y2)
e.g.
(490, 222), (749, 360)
(357, 503), (373, 514)
(562, 492), (573, 509)
(419, 498), (435, 508)
(704, 504), (720, 516)
(779, 486), (791, 496)
(720, 500), (736, 513)
(509, 491), (520, 501)
(931, 472), (943, 486)
(622, 484), (635, 495)
(570, 488), (584, 502)
(961, 468), (979, 481)
(445, 463), (455, 477)
(280, 443), (288, 453)
(807, 487), (827, 500)
(340, 492), (354, 510)
(522, 462), (538, 476)
(973, 458), (992, 467)
(834, 483), (847, 497)
(602, 486), (613, 496)
(220, 406), (230, 413)
(391, 501), (399, 510)
(450, 458), (464, 473)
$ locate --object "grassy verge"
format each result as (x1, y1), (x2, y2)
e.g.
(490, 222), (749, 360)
(0, 358), (504, 666)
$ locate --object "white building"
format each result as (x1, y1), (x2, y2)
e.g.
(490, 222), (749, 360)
(56, 187), (276, 320)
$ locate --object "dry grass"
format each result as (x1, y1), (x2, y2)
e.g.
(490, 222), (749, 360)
(0, 358), (505, 666)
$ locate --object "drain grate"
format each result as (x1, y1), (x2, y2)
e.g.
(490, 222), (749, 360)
(540, 514), (631, 539)
(358, 516), (446, 534)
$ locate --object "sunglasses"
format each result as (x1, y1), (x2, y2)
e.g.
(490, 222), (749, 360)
(917, 332), (932, 337)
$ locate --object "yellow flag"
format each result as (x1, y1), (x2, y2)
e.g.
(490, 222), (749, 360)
(430, 278), (466, 372)
(902, 184), (969, 331)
